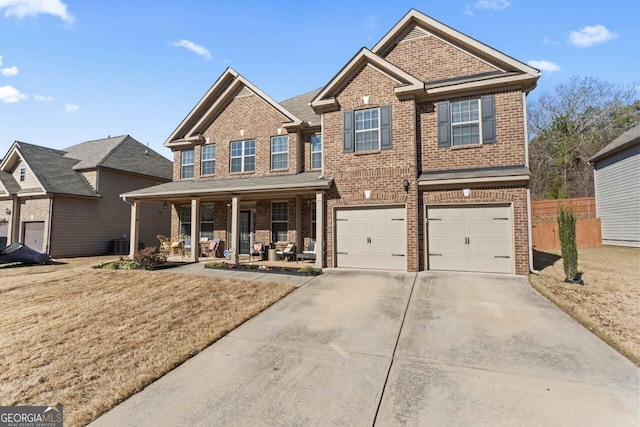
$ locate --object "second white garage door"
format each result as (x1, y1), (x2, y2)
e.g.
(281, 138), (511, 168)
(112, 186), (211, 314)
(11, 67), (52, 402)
(335, 206), (407, 271)
(427, 204), (513, 274)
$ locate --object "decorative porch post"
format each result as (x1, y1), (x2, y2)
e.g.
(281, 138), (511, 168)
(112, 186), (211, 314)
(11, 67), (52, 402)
(295, 195), (302, 253)
(315, 192), (324, 269)
(230, 195), (240, 264)
(190, 198), (200, 262)
(129, 200), (140, 259)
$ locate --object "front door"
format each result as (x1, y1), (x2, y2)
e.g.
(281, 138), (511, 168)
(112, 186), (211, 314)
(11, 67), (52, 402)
(239, 211), (251, 254)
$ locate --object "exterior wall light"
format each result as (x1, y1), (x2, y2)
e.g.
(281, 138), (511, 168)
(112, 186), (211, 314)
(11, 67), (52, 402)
(403, 179), (410, 192)
(4, 208), (10, 215)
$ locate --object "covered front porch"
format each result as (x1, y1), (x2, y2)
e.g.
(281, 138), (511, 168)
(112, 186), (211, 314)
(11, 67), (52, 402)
(121, 172), (331, 269)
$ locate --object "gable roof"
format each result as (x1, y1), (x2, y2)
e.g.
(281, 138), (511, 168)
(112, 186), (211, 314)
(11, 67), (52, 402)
(372, 9), (540, 77)
(64, 135), (172, 180)
(165, 68), (308, 148)
(14, 141), (98, 197)
(589, 124), (640, 163)
(311, 48), (425, 110)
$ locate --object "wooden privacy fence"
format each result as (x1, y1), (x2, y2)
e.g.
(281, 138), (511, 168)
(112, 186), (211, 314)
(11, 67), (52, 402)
(531, 197), (602, 250)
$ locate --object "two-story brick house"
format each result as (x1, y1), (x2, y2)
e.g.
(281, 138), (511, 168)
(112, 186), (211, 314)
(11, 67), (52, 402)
(123, 9), (539, 275)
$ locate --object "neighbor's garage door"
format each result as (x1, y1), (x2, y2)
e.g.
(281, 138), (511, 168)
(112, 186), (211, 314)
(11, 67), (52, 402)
(335, 206), (406, 271)
(23, 221), (45, 252)
(427, 205), (513, 274)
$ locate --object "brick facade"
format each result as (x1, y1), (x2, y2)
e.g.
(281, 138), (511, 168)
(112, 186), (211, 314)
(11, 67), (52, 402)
(165, 13), (535, 274)
(383, 34), (498, 83)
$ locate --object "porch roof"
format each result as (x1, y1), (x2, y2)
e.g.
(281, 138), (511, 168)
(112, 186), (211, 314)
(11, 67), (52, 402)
(418, 165), (530, 185)
(121, 171), (332, 200)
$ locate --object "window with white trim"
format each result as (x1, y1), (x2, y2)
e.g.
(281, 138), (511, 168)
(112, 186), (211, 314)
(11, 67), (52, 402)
(451, 99), (480, 146)
(200, 204), (214, 239)
(271, 136), (288, 170)
(179, 205), (191, 236)
(271, 202), (288, 242)
(355, 108), (380, 152)
(181, 150), (194, 179)
(311, 135), (322, 169)
(201, 145), (216, 175)
(230, 140), (255, 173)
(19, 167), (26, 182)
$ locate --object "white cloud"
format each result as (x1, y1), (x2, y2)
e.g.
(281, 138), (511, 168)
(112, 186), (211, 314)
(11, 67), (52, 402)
(1, 65), (18, 76)
(569, 25), (617, 47)
(64, 103), (79, 112)
(465, 0), (509, 16)
(171, 39), (211, 60)
(0, 0), (73, 22)
(543, 37), (558, 45)
(0, 55), (2, 65)
(0, 85), (27, 103)
(527, 60), (562, 73)
(33, 94), (52, 101)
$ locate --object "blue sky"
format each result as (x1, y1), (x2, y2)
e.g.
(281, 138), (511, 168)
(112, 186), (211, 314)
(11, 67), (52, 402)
(0, 0), (637, 159)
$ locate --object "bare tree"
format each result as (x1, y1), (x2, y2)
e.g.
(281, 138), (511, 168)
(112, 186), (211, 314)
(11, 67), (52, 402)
(528, 76), (639, 199)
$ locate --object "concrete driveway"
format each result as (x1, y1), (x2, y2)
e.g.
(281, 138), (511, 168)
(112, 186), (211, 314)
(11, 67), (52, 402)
(92, 270), (639, 426)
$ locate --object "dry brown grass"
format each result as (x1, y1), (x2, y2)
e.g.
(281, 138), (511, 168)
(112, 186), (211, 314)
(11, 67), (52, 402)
(530, 246), (640, 366)
(0, 257), (294, 426)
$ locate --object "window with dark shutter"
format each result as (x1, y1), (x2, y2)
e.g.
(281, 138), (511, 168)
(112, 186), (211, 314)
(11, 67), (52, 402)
(437, 101), (451, 147)
(343, 110), (354, 153)
(380, 104), (392, 150)
(481, 95), (496, 144)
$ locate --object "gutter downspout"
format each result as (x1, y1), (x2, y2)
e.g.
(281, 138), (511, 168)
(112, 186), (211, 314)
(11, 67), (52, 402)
(523, 92), (539, 274)
(47, 195), (54, 255)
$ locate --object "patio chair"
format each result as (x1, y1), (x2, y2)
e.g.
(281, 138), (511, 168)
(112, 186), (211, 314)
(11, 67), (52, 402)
(250, 243), (265, 261)
(170, 236), (183, 256)
(296, 240), (316, 263)
(276, 243), (296, 262)
(211, 237), (221, 257)
(157, 234), (170, 255)
(182, 237), (192, 258)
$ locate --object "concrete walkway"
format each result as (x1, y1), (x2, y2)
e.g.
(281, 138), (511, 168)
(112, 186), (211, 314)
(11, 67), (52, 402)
(92, 270), (639, 426)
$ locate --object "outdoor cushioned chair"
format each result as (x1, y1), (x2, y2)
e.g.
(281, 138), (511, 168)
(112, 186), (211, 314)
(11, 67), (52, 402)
(157, 235), (170, 255)
(170, 236), (183, 256)
(296, 240), (316, 263)
(276, 243), (296, 262)
(182, 236), (192, 258)
(250, 243), (265, 261)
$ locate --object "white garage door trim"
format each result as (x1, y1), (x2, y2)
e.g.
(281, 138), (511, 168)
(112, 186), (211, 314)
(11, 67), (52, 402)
(425, 203), (515, 274)
(333, 204), (407, 271)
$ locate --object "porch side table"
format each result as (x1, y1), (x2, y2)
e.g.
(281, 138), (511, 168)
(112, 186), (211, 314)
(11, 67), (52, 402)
(267, 248), (277, 262)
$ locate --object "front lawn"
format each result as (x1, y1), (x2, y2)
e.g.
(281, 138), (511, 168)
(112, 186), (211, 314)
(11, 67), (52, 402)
(530, 246), (640, 366)
(0, 257), (294, 426)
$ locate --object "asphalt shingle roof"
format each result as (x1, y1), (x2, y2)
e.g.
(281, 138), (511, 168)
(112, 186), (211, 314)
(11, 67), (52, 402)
(280, 88), (322, 126)
(0, 170), (20, 195)
(123, 171), (331, 198)
(16, 142), (99, 197)
(64, 135), (173, 180)
(588, 124), (640, 163)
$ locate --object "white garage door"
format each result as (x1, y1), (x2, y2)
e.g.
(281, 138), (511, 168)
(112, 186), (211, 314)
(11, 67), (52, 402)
(335, 206), (406, 271)
(427, 205), (513, 274)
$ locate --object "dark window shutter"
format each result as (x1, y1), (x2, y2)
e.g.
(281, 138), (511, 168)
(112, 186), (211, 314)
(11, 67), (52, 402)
(481, 95), (496, 144)
(343, 110), (354, 153)
(380, 104), (392, 150)
(437, 101), (450, 147)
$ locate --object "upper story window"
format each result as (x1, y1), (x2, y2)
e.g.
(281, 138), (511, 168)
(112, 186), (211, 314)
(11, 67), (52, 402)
(451, 100), (480, 146)
(311, 135), (322, 169)
(437, 95), (496, 148)
(355, 108), (380, 152)
(343, 105), (391, 153)
(271, 136), (289, 170)
(181, 150), (194, 179)
(201, 145), (216, 175)
(230, 140), (256, 173)
(19, 167), (26, 182)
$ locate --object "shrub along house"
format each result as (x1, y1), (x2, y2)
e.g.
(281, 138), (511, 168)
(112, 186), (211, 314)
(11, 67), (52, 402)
(0, 135), (172, 257)
(122, 9), (540, 274)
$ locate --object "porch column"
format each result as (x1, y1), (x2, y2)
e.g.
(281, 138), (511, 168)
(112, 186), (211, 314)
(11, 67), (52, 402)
(129, 200), (140, 259)
(315, 192), (324, 269)
(10, 196), (20, 244)
(295, 195), (302, 252)
(230, 195), (240, 264)
(190, 198), (200, 262)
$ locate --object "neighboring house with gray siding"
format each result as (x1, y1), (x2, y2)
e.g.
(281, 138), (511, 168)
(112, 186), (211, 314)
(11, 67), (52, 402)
(0, 135), (172, 257)
(588, 125), (640, 247)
